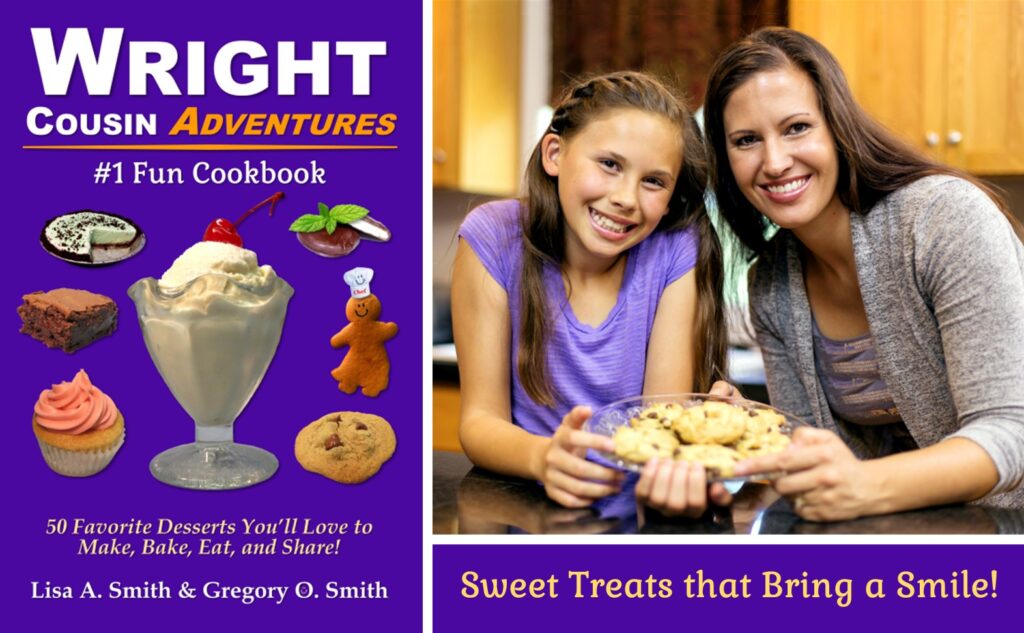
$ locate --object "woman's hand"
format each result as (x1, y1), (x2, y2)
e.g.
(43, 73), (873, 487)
(635, 458), (734, 518)
(734, 427), (883, 521)
(709, 380), (743, 401)
(537, 406), (625, 508)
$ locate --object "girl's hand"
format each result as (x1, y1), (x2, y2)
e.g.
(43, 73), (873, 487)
(631, 381), (737, 517)
(538, 406), (625, 508)
(709, 380), (743, 401)
(635, 458), (733, 518)
(734, 427), (882, 521)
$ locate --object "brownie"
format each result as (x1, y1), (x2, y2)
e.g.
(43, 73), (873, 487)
(18, 288), (117, 353)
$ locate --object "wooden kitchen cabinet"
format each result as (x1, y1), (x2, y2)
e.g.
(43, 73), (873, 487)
(432, 0), (522, 194)
(433, 0), (462, 188)
(791, 0), (1024, 175)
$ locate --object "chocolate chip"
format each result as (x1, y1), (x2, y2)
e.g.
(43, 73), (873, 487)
(355, 422), (368, 431)
(324, 434), (343, 450)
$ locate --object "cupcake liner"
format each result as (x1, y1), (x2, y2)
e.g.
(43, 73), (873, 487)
(36, 431), (125, 477)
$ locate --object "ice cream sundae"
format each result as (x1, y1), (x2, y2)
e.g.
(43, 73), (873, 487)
(129, 229), (292, 490)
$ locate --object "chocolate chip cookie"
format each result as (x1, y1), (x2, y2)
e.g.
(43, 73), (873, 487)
(610, 399), (793, 475)
(629, 402), (684, 431)
(294, 411), (396, 483)
(671, 401), (747, 445)
(613, 425), (679, 462)
(673, 444), (742, 477)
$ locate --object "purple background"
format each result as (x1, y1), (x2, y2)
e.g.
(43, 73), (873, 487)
(5, 1), (422, 628)
(435, 545), (1024, 631)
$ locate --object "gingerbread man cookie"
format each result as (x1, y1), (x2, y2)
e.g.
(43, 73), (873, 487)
(330, 268), (398, 397)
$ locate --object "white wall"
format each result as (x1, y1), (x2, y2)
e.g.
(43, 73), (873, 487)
(518, 0), (552, 187)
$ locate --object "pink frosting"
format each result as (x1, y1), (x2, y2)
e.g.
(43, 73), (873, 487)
(34, 370), (118, 435)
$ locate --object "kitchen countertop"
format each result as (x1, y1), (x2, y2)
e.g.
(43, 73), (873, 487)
(433, 450), (1024, 535)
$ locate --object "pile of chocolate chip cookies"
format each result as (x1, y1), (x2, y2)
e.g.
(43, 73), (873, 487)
(612, 400), (791, 477)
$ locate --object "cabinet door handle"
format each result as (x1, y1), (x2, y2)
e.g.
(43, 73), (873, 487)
(947, 130), (963, 146)
(925, 131), (940, 147)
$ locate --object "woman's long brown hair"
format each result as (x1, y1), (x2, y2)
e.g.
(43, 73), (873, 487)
(703, 26), (1023, 257)
(518, 71), (727, 406)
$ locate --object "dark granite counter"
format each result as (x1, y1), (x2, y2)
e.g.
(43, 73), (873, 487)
(434, 450), (1024, 535)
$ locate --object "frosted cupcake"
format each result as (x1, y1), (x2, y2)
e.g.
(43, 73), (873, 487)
(33, 370), (124, 477)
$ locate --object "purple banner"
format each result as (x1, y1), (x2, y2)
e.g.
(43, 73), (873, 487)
(434, 544), (1023, 631)
(5, 1), (422, 630)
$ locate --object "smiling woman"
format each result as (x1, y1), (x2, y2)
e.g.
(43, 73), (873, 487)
(703, 27), (1024, 521)
(722, 68), (842, 237)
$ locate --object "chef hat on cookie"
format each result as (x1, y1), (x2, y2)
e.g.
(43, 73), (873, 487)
(344, 267), (374, 298)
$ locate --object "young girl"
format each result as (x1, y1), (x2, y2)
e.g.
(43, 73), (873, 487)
(452, 71), (730, 516)
(702, 28), (1024, 521)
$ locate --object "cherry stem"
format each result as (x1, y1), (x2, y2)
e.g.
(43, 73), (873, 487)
(233, 192), (285, 227)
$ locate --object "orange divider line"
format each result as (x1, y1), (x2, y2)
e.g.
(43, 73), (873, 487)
(22, 144), (399, 150)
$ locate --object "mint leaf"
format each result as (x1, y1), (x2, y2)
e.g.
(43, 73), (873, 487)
(325, 218), (338, 234)
(329, 204), (370, 225)
(289, 214), (327, 233)
(318, 202), (330, 218)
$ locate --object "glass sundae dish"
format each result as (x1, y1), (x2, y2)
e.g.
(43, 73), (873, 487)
(128, 240), (293, 490)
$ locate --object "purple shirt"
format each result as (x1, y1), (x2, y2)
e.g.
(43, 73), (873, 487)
(458, 199), (698, 436)
(811, 319), (902, 426)
(810, 316), (917, 453)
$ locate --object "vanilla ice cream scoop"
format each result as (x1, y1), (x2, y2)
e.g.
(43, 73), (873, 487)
(158, 241), (277, 290)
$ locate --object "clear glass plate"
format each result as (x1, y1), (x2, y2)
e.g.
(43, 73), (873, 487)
(584, 393), (807, 483)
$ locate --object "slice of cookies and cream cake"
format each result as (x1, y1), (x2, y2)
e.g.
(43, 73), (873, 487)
(41, 210), (144, 264)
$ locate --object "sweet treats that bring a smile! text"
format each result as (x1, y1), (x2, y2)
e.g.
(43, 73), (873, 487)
(32, 370), (125, 477)
(18, 288), (117, 353)
(294, 411), (396, 483)
(612, 400), (791, 477)
(41, 210), (145, 264)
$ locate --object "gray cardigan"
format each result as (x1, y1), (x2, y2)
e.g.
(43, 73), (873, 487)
(750, 176), (1024, 507)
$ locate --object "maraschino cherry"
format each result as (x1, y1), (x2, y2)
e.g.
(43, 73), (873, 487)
(203, 192), (285, 247)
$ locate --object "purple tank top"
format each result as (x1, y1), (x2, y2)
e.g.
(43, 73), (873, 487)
(458, 200), (699, 436)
